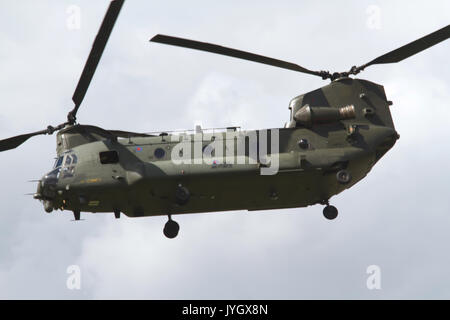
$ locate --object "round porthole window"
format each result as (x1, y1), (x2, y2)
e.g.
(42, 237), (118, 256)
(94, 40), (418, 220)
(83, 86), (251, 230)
(298, 139), (309, 149)
(154, 148), (165, 159)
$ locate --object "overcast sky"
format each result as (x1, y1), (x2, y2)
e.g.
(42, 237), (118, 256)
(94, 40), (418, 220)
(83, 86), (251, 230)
(0, 0), (449, 299)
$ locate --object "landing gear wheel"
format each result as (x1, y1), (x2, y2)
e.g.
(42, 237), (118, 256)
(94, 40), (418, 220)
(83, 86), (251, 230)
(336, 169), (351, 185)
(323, 205), (338, 220)
(43, 200), (53, 213)
(163, 217), (180, 239)
(175, 184), (190, 205)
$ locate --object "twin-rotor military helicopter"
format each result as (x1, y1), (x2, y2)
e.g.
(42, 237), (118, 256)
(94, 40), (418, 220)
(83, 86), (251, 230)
(1, 0), (449, 238)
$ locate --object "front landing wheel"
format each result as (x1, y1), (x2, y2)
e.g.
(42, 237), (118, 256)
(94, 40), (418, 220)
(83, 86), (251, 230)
(323, 205), (338, 220)
(163, 218), (180, 239)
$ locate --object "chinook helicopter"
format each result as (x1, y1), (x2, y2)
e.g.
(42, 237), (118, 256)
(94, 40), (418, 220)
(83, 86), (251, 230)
(1, 0), (449, 238)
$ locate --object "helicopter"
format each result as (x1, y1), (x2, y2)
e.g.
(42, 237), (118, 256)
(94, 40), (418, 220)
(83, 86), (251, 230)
(0, 0), (449, 238)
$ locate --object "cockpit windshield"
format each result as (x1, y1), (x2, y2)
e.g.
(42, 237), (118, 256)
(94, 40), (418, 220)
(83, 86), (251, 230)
(54, 154), (78, 169)
(55, 153), (78, 179)
(54, 156), (64, 168)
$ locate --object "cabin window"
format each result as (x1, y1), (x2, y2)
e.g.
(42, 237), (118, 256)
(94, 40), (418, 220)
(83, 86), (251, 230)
(154, 148), (165, 159)
(99, 151), (119, 164)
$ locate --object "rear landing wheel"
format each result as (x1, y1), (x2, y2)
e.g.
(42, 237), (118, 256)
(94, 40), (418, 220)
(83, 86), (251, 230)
(323, 205), (338, 220)
(163, 216), (180, 239)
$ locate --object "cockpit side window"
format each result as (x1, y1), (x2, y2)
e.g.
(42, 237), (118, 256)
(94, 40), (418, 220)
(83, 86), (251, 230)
(61, 154), (77, 179)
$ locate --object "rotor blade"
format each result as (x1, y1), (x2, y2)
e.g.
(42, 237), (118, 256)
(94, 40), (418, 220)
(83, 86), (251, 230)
(363, 24), (450, 68)
(0, 129), (48, 152)
(150, 34), (324, 77)
(70, 0), (124, 121)
(108, 130), (153, 138)
(0, 123), (66, 152)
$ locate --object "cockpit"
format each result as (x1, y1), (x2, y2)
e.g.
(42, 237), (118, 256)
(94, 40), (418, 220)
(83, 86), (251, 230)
(52, 153), (78, 179)
(54, 156), (64, 169)
(54, 153), (77, 168)
(36, 152), (79, 211)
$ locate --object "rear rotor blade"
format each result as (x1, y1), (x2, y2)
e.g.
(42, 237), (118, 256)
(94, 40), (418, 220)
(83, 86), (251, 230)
(150, 34), (325, 78)
(108, 130), (152, 138)
(351, 24), (450, 74)
(69, 0), (124, 123)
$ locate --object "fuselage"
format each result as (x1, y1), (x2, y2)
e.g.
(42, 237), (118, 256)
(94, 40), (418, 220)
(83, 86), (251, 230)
(35, 78), (399, 218)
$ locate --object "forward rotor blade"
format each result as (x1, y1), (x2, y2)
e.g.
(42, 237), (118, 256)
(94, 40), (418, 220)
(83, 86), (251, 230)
(0, 132), (42, 152)
(0, 124), (66, 152)
(70, 0), (124, 122)
(150, 34), (324, 78)
(361, 24), (450, 69)
(0, 129), (48, 152)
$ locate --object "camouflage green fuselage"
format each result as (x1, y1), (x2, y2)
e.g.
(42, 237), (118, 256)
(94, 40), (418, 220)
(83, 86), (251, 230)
(36, 78), (398, 217)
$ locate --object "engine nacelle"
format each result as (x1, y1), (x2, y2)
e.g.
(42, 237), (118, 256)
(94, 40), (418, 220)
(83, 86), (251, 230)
(294, 104), (356, 127)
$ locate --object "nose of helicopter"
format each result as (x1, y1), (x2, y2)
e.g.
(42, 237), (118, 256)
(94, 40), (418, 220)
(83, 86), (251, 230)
(34, 168), (60, 202)
(34, 168), (62, 213)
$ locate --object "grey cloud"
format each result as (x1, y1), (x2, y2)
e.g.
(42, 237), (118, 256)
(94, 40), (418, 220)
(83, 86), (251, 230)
(0, 0), (449, 299)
